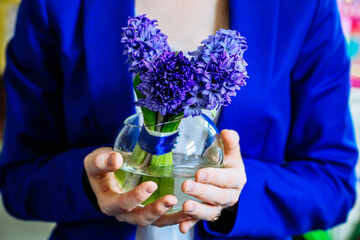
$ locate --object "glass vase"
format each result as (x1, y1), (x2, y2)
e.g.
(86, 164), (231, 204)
(113, 112), (224, 213)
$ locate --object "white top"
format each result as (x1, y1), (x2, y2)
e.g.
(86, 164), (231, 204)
(136, 225), (194, 240)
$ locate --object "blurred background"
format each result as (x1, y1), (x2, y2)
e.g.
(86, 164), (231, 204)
(0, 0), (359, 239)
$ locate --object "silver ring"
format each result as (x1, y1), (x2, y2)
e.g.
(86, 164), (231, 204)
(211, 205), (221, 222)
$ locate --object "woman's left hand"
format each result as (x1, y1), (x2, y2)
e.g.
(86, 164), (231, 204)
(178, 129), (247, 234)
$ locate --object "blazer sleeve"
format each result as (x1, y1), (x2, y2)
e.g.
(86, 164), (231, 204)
(0, 0), (107, 222)
(204, 0), (359, 238)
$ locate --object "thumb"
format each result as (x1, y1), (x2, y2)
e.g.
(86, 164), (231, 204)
(220, 129), (242, 167)
(85, 149), (123, 177)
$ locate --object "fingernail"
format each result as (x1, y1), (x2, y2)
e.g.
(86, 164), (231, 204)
(107, 154), (115, 167)
(165, 202), (174, 208)
(146, 186), (157, 194)
(185, 182), (195, 193)
(198, 172), (208, 182)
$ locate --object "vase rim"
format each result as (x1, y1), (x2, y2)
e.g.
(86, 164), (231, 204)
(124, 112), (185, 128)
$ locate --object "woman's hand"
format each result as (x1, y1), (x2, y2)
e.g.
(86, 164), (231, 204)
(179, 129), (247, 233)
(84, 147), (191, 227)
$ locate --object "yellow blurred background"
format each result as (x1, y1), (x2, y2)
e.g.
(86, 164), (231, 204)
(0, 0), (20, 74)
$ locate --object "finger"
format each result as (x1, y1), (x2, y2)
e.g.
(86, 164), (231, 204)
(183, 180), (240, 207)
(85, 151), (123, 178)
(98, 181), (158, 215)
(85, 150), (124, 197)
(179, 219), (199, 234)
(182, 200), (221, 222)
(116, 195), (178, 226)
(220, 129), (242, 168)
(194, 168), (245, 189)
(152, 210), (193, 227)
(118, 181), (159, 212)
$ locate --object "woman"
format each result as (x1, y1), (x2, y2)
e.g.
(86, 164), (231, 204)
(0, 0), (358, 239)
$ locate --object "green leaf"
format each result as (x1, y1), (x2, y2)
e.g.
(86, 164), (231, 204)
(167, 112), (184, 122)
(141, 107), (156, 131)
(161, 113), (183, 133)
(211, 109), (216, 118)
(303, 230), (331, 240)
(133, 73), (144, 99)
(132, 73), (156, 130)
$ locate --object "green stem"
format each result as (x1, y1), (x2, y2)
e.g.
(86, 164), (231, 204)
(115, 169), (141, 192)
(115, 143), (148, 188)
(140, 114), (183, 205)
(129, 143), (148, 165)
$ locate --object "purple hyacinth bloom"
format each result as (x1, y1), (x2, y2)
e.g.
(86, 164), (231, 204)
(182, 96), (204, 118)
(122, 15), (248, 118)
(135, 51), (196, 116)
(190, 28), (247, 61)
(189, 28), (249, 110)
(121, 15), (170, 74)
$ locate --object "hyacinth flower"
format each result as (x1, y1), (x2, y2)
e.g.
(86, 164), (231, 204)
(117, 15), (248, 206)
(121, 14), (170, 75)
(188, 28), (249, 116)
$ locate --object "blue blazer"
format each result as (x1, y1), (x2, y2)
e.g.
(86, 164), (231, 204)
(0, 0), (358, 239)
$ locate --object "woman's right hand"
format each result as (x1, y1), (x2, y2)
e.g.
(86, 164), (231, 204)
(84, 147), (192, 227)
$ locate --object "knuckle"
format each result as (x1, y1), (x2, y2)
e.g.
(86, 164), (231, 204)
(217, 194), (228, 205)
(137, 220), (150, 227)
(151, 222), (162, 227)
(132, 188), (146, 203)
(118, 196), (136, 213)
(115, 215), (125, 222)
(144, 215), (156, 224)
(117, 201), (134, 213)
(120, 205), (133, 213)
(228, 195), (239, 206)
(99, 203), (112, 216)
(101, 185), (112, 194)
(94, 156), (104, 170)
(149, 202), (164, 217)
(226, 176), (235, 187)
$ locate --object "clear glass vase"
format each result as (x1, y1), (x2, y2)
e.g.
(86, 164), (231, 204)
(113, 112), (224, 213)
